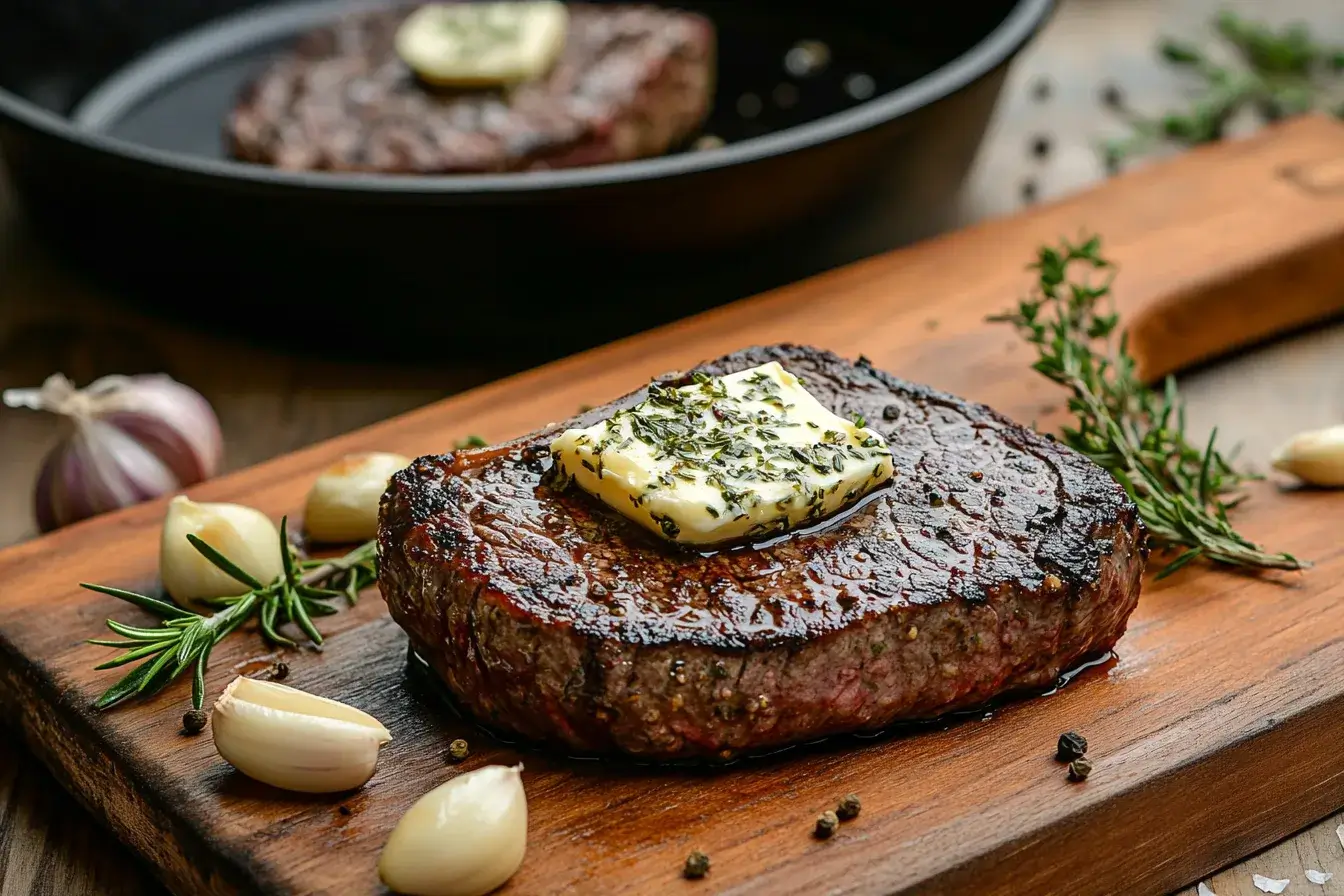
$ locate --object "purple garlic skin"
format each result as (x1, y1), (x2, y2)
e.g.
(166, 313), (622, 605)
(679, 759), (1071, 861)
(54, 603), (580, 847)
(5, 373), (223, 533)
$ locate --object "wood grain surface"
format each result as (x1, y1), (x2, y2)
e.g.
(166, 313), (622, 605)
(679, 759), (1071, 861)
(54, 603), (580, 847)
(1, 114), (1344, 896)
(4, 2), (1344, 893)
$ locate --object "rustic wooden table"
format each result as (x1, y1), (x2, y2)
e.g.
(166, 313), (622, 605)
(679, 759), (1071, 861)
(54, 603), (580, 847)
(1, 0), (1342, 893)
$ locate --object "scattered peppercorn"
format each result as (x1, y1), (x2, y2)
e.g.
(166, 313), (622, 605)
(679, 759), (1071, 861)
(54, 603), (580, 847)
(1100, 82), (1125, 110)
(1031, 76), (1052, 102)
(271, 661), (289, 681)
(447, 738), (470, 762)
(836, 793), (862, 821)
(1056, 731), (1088, 762)
(882, 405), (901, 422)
(338, 805), (352, 816)
(1068, 757), (1094, 782)
(181, 709), (208, 735)
(683, 850), (711, 879)
(814, 810), (840, 839)
(1020, 178), (1039, 204)
(1030, 134), (1052, 160)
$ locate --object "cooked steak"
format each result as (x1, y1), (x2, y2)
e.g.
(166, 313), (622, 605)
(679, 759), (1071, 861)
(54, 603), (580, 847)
(227, 4), (716, 173)
(378, 345), (1147, 760)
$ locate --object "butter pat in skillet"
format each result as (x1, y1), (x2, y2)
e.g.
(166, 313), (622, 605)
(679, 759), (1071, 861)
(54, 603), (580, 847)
(549, 362), (895, 546)
(395, 2), (570, 87)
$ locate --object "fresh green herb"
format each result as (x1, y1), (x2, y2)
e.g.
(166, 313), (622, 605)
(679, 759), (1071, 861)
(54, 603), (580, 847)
(1104, 10), (1344, 170)
(455, 435), (488, 449)
(991, 235), (1305, 577)
(85, 522), (376, 711)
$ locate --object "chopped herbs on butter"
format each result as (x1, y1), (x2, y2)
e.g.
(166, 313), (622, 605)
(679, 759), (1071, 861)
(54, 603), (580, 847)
(549, 362), (895, 545)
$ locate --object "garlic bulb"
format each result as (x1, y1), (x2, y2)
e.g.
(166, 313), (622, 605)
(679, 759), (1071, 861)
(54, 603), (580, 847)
(1271, 424), (1344, 487)
(379, 765), (528, 896)
(304, 452), (411, 543)
(3, 373), (222, 532)
(161, 496), (284, 604)
(211, 676), (392, 793)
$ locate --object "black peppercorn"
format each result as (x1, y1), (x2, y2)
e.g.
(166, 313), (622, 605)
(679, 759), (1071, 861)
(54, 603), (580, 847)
(1100, 82), (1125, 109)
(814, 810), (840, 839)
(271, 661), (289, 681)
(836, 793), (861, 821)
(447, 738), (470, 762)
(182, 709), (208, 735)
(1030, 134), (1052, 160)
(882, 405), (901, 422)
(1068, 757), (1094, 782)
(1056, 731), (1088, 762)
(683, 850), (710, 879)
(1031, 76), (1052, 102)
(338, 805), (352, 816)
(1020, 178), (1039, 204)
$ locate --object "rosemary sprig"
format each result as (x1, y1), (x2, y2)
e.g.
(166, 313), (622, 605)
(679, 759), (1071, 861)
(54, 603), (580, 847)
(85, 518), (376, 711)
(1104, 10), (1344, 169)
(991, 235), (1306, 577)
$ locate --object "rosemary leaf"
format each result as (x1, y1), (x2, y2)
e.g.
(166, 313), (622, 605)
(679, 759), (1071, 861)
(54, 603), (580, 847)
(186, 534), (265, 590)
(192, 653), (207, 711)
(94, 642), (170, 670)
(992, 234), (1306, 576)
(79, 583), (192, 619)
(106, 619), (180, 641)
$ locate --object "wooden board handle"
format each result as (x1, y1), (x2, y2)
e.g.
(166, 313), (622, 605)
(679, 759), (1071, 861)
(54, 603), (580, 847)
(1049, 115), (1344, 380)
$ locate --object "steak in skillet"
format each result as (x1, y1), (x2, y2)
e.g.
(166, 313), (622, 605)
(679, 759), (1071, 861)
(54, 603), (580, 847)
(227, 5), (716, 173)
(377, 345), (1147, 760)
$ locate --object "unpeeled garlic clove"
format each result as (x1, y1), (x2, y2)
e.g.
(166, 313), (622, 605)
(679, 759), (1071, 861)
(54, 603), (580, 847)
(160, 496), (284, 606)
(304, 452), (411, 543)
(211, 676), (391, 793)
(5, 373), (222, 532)
(379, 764), (528, 896)
(1270, 424), (1344, 487)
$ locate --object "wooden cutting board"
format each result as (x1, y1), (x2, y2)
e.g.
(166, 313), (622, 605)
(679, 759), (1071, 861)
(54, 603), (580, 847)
(3, 114), (1344, 896)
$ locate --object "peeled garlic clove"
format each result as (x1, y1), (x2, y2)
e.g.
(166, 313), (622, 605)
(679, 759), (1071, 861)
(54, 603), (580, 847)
(160, 496), (284, 605)
(211, 676), (392, 793)
(304, 452), (411, 543)
(1270, 424), (1344, 487)
(380, 765), (527, 896)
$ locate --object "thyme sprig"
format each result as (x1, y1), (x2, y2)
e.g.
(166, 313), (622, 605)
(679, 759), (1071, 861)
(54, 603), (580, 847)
(85, 519), (375, 711)
(991, 235), (1306, 577)
(1104, 10), (1344, 169)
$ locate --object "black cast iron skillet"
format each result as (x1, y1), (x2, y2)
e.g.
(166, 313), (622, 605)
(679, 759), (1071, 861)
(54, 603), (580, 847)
(0, 1), (1053, 357)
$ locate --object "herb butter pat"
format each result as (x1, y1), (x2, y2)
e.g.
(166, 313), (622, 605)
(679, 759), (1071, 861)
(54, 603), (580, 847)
(395, 1), (569, 87)
(549, 362), (895, 545)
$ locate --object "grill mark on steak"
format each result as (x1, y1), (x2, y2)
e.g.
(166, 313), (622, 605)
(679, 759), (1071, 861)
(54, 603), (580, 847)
(378, 345), (1147, 758)
(227, 4), (716, 174)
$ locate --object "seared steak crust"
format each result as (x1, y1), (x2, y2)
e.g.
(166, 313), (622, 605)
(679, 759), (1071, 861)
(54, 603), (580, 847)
(227, 4), (716, 173)
(378, 346), (1147, 760)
